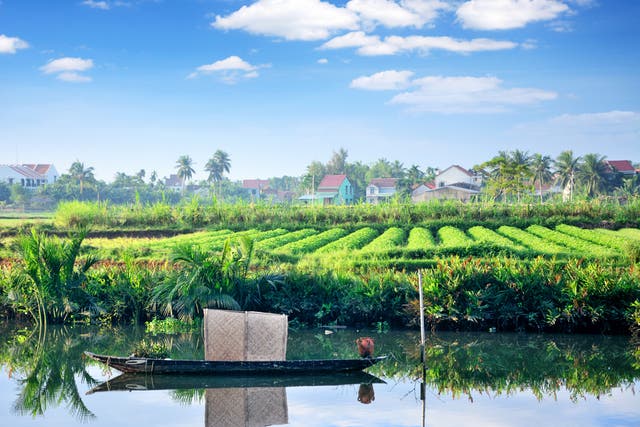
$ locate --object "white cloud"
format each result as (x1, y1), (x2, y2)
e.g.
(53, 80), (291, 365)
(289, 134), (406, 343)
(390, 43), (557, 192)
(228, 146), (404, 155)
(41, 57), (94, 74)
(188, 56), (266, 83)
(317, 58), (328, 64)
(40, 57), (94, 82)
(350, 70), (415, 90)
(456, 0), (570, 30)
(212, 0), (359, 41)
(57, 72), (93, 83)
(346, 0), (448, 29)
(321, 31), (517, 56)
(388, 75), (557, 113)
(0, 34), (29, 54)
(82, 0), (110, 10)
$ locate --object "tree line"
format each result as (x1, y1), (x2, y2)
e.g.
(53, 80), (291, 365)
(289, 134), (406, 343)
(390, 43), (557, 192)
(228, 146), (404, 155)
(0, 148), (637, 209)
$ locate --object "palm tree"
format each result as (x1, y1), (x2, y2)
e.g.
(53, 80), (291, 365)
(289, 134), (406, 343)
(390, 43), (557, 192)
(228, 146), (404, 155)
(531, 154), (553, 203)
(578, 153), (608, 197)
(68, 161), (95, 195)
(204, 150), (231, 197)
(175, 155), (195, 194)
(554, 150), (581, 201)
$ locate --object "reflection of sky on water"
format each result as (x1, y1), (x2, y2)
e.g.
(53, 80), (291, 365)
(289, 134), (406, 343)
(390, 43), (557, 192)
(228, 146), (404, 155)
(2, 367), (639, 427)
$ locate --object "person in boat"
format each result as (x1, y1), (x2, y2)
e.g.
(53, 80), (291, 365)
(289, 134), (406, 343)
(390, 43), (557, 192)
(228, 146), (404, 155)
(356, 337), (374, 358)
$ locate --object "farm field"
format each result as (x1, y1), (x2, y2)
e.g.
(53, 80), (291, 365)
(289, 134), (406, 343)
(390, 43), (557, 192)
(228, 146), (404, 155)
(74, 223), (640, 268)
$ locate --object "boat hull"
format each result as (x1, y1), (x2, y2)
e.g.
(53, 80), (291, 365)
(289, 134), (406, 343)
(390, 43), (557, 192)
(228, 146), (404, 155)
(84, 351), (386, 375)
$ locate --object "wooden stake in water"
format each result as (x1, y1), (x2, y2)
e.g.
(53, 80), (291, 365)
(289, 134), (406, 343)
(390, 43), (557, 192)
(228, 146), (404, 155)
(418, 270), (426, 365)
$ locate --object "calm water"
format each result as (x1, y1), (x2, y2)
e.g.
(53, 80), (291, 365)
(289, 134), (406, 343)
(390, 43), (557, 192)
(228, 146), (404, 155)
(0, 322), (639, 427)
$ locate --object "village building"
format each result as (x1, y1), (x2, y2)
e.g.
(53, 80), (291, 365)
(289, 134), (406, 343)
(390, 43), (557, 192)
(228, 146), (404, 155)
(298, 174), (354, 205)
(0, 164), (58, 189)
(606, 160), (637, 176)
(366, 178), (398, 204)
(242, 179), (270, 201)
(412, 165), (482, 203)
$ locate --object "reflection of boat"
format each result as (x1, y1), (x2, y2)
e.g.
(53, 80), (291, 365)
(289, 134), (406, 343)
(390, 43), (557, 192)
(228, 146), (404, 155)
(84, 351), (386, 375)
(86, 371), (385, 394)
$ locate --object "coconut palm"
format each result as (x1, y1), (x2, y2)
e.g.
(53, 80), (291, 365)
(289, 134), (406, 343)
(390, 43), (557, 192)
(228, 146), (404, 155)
(204, 150), (231, 197)
(531, 154), (553, 203)
(175, 155), (195, 194)
(68, 161), (95, 195)
(554, 150), (582, 201)
(578, 153), (608, 197)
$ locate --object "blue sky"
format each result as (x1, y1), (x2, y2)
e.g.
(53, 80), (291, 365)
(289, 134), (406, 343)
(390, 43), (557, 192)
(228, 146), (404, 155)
(1, 0), (638, 182)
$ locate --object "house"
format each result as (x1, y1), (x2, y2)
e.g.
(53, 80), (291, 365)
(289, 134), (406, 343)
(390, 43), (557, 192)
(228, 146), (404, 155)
(605, 160), (636, 176)
(412, 165), (481, 203)
(164, 174), (184, 192)
(366, 178), (398, 204)
(435, 165), (483, 188)
(0, 164), (58, 189)
(298, 174), (354, 205)
(242, 179), (270, 200)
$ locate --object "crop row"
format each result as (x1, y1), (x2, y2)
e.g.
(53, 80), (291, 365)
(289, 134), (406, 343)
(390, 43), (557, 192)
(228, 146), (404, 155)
(255, 229), (317, 251)
(467, 226), (525, 251)
(526, 225), (616, 257)
(361, 227), (406, 252)
(315, 227), (379, 253)
(275, 228), (348, 255)
(406, 227), (436, 250)
(437, 226), (473, 248)
(496, 226), (568, 255)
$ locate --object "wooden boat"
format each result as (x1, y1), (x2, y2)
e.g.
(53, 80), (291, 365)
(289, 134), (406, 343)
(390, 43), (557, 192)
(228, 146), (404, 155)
(86, 371), (385, 394)
(84, 351), (386, 375)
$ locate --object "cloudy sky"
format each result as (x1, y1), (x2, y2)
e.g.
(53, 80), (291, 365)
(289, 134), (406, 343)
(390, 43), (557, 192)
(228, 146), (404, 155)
(1, 0), (638, 181)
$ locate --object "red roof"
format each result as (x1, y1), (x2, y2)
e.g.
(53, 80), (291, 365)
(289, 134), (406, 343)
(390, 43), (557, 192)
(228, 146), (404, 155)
(242, 179), (269, 190)
(368, 178), (398, 188)
(318, 174), (347, 189)
(606, 160), (635, 173)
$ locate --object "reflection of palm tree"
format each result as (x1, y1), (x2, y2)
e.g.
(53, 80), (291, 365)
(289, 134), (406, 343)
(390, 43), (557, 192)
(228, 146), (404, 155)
(9, 327), (99, 421)
(175, 155), (195, 194)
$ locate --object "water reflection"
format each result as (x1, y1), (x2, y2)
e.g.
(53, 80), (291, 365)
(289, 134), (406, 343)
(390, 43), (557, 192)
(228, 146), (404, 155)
(0, 323), (639, 425)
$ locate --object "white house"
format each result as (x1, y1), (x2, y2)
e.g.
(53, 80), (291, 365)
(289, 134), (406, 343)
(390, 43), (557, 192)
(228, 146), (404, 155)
(366, 178), (398, 204)
(0, 164), (58, 189)
(434, 165), (482, 188)
(412, 165), (482, 203)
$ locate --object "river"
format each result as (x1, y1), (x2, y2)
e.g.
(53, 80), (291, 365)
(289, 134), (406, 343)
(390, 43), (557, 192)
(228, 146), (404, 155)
(0, 322), (638, 427)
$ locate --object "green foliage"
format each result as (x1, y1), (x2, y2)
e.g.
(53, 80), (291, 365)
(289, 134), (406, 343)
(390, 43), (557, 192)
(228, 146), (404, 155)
(145, 317), (201, 334)
(131, 340), (169, 358)
(406, 227), (435, 250)
(5, 228), (99, 325)
(410, 256), (640, 333)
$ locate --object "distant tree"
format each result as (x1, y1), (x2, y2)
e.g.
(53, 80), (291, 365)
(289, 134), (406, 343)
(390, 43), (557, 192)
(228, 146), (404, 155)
(68, 161), (95, 196)
(345, 161), (369, 201)
(150, 170), (158, 185)
(390, 160), (406, 179)
(303, 161), (326, 193)
(10, 183), (31, 209)
(136, 169), (146, 182)
(326, 148), (348, 174)
(477, 150), (532, 202)
(578, 153), (608, 197)
(175, 155), (195, 194)
(367, 158), (392, 182)
(531, 154), (553, 203)
(0, 181), (10, 202)
(554, 150), (581, 201)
